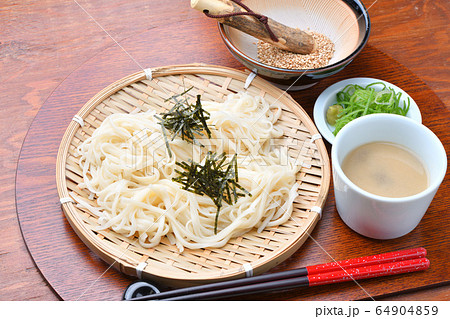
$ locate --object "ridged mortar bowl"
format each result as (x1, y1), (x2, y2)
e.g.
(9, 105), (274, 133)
(218, 0), (370, 90)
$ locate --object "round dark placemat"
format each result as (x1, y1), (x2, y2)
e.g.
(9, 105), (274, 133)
(16, 18), (450, 300)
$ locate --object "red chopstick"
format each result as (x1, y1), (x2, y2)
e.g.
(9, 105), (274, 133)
(127, 247), (428, 301)
(306, 247), (427, 275)
(308, 258), (430, 286)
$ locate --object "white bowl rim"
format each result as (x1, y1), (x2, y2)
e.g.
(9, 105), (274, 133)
(313, 77), (422, 144)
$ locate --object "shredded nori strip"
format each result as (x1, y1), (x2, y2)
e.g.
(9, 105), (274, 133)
(155, 87), (211, 157)
(173, 152), (251, 234)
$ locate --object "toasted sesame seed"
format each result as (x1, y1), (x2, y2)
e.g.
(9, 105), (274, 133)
(257, 32), (335, 70)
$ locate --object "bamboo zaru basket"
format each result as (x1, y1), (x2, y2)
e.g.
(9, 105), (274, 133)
(56, 64), (330, 287)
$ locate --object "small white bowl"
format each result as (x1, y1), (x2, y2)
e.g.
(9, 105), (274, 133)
(313, 77), (422, 144)
(332, 114), (446, 239)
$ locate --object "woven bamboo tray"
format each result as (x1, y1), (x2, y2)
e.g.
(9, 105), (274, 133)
(56, 64), (330, 287)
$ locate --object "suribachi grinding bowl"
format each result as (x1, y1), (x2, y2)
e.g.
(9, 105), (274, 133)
(218, 0), (370, 90)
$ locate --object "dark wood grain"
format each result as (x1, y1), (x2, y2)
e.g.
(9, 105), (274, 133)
(1, 0), (449, 300)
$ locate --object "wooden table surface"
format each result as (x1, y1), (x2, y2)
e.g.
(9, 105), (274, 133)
(1, 0), (449, 301)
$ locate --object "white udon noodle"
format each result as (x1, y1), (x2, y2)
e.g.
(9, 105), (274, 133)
(75, 92), (300, 251)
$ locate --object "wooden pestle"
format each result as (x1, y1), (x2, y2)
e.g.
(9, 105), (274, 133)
(191, 0), (316, 54)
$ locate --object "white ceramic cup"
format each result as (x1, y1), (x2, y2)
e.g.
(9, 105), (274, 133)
(331, 113), (447, 239)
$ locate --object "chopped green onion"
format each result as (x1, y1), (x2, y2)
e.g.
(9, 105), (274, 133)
(328, 82), (410, 135)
